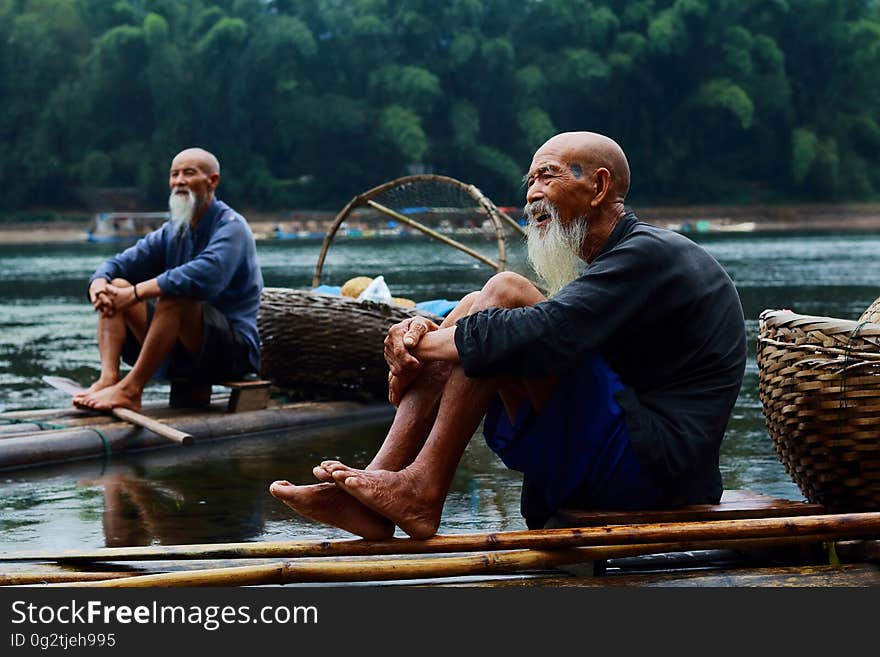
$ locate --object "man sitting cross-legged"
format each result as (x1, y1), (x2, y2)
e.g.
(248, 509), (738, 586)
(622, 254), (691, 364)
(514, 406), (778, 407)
(269, 131), (747, 538)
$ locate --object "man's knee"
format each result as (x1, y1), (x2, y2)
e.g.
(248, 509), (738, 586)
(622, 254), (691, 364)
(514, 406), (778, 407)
(154, 296), (203, 330)
(155, 295), (200, 313)
(477, 272), (544, 309)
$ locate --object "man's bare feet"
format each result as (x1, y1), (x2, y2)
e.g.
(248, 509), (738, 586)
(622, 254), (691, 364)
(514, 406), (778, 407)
(74, 381), (142, 412)
(72, 375), (119, 406)
(321, 460), (444, 539)
(268, 481), (395, 540)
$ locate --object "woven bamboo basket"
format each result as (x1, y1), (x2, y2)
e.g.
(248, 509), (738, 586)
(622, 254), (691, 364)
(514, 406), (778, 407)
(258, 288), (442, 401)
(757, 309), (880, 510)
(258, 174), (523, 401)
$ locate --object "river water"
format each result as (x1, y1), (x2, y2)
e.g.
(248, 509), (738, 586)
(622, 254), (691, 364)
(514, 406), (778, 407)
(1, 229), (879, 552)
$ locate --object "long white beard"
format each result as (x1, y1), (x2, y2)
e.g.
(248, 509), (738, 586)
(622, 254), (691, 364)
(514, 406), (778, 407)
(524, 200), (587, 296)
(168, 189), (197, 236)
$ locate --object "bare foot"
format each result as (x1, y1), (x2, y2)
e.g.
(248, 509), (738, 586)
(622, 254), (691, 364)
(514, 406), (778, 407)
(75, 381), (142, 412)
(268, 481), (394, 539)
(321, 460), (443, 539)
(73, 374), (119, 406)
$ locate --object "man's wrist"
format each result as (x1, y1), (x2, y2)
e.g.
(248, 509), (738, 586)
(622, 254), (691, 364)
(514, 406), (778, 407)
(133, 283), (142, 302)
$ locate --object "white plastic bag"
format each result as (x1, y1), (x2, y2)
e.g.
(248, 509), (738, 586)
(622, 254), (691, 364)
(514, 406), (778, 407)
(357, 275), (393, 304)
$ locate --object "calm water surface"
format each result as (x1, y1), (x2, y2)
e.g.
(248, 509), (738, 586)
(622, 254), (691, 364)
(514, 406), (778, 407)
(2, 229), (879, 551)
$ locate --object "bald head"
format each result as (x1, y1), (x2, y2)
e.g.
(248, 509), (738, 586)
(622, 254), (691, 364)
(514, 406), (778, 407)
(172, 147), (220, 175)
(534, 132), (630, 201)
(168, 148), (222, 229)
(525, 131), (631, 267)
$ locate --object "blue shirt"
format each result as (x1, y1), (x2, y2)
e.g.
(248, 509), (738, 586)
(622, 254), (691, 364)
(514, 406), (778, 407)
(89, 198), (264, 372)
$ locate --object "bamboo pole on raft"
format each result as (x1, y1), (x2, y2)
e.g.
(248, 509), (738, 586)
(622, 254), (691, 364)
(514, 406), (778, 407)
(4, 512), (879, 565)
(41, 532), (863, 588)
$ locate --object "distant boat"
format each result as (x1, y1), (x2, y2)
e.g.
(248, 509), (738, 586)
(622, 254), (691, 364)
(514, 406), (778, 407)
(273, 225), (331, 240)
(673, 219), (757, 234)
(86, 212), (168, 243)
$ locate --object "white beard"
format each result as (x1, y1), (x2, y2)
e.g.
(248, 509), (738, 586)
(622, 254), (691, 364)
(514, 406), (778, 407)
(524, 199), (587, 296)
(168, 189), (197, 236)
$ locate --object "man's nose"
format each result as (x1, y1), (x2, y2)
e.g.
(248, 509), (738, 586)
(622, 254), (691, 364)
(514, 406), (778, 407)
(526, 184), (544, 204)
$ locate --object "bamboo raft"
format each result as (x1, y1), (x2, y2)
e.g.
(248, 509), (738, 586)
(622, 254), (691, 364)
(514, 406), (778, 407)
(2, 490), (878, 587)
(0, 394), (394, 472)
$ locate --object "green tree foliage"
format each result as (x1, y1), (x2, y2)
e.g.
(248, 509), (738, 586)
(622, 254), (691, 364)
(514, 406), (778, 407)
(3, 0), (880, 211)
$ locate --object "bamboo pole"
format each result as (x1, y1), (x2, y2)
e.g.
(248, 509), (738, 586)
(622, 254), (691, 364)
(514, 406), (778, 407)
(65, 549), (584, 587)
(366, 200), (501, 271)
(6, 512), (879, 564)
(110, 408), (193, 445)
(1, 571), (137, 586)
(42, 376), (193, 445)
(3, 532), (834, 585)
(52, 533), (849, 588)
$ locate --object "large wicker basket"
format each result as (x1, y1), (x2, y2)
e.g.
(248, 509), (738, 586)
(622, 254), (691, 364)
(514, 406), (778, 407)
(258, 287), (441, 401)
(757, 309), (880, 510)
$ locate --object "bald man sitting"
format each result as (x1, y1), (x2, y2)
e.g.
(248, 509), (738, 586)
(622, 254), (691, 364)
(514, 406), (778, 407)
(75, 148), (264, 412)
(270, 131), (747, 539)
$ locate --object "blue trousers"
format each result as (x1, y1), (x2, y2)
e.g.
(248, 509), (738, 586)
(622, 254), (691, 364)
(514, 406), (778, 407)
(482, 354), (667, 528)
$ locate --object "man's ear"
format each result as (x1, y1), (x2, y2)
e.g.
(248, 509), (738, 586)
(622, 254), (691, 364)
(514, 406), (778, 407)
(590, 168), (611, 207)
(208, 173), (220, 191)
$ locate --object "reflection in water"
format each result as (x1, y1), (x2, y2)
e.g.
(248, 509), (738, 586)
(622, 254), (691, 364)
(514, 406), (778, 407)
(96, 471), (187, 547)
(0, 417), (527, 550)
(1, 231), (878, 551)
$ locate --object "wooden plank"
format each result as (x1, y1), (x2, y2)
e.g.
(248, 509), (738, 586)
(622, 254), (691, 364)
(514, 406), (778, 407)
(550, 489), (827, 528)
(169, 379), (272, 412)
(225, 380), (271, 412)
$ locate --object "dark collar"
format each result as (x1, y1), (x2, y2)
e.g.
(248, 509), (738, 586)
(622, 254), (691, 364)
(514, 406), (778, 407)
(595, 208), (637, 260)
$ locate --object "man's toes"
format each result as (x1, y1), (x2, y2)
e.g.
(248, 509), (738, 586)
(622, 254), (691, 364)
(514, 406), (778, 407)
(334, 471), (365, 489)
(312, 466), (333, 482)
(269, 480), (290, 496)
(331, 469), (354, 483)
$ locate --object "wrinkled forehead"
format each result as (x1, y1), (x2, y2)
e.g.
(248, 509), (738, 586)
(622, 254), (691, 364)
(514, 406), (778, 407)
(170, 154), (209, 173)
(171, 148), (219, 174)
(528, 157), (565, 179)
(528, 140), (581, 174)
(527, 152), (585, 184)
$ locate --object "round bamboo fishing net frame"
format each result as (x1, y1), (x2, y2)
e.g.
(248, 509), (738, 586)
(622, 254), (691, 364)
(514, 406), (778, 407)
(757, 309), (880, 510)
(312, 174), (525, 287)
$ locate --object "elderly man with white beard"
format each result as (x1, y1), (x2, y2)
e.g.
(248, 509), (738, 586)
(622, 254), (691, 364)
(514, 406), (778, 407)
(269, 131), (746, 538)
(75, 148), (263, 412)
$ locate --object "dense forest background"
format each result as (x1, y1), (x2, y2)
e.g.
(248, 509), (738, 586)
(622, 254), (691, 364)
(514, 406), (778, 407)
(2, 0), (880, 214)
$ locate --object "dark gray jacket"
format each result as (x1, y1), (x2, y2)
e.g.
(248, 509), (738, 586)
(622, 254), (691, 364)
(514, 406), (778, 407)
(455, 210), (747, 505)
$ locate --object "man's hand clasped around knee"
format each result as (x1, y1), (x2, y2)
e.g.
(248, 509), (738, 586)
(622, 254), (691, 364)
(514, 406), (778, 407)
(89, 279), (115, 317)
(384, 316), (439, 406)
(89, 280), (140, 318)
